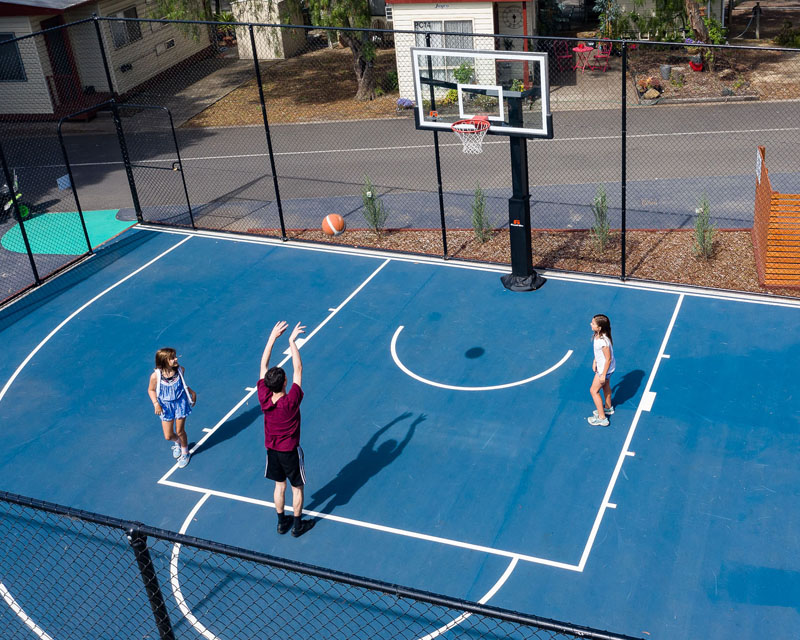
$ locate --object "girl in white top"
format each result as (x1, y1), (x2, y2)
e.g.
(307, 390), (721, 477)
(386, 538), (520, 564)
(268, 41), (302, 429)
(588, 314), (615, 426)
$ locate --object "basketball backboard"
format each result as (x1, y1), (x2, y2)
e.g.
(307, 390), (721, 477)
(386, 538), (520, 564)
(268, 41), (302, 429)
(410, 47), (552, 139)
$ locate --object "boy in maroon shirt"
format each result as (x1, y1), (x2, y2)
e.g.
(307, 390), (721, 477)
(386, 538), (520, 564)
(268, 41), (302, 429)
(257, 320), (314, 538)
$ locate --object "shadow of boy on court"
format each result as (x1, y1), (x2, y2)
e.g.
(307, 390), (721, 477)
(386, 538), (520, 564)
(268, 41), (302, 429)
(306, 412), (425, 518)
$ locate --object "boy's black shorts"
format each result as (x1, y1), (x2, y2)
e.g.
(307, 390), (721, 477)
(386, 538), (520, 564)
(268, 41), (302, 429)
(265, 446), (305, 487)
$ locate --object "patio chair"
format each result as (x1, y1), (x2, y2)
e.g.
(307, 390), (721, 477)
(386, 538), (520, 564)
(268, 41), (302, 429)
(590, 39), (612, 72)
(554, 39), (573, 73)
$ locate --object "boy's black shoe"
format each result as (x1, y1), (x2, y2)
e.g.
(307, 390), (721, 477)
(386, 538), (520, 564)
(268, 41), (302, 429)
(291, 519), (315, 538)
(277, 515), (292, 535)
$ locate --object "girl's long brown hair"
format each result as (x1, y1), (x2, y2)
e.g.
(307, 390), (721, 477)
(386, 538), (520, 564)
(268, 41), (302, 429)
(592, 314), (612, 345)
(155, 348), (177, 371)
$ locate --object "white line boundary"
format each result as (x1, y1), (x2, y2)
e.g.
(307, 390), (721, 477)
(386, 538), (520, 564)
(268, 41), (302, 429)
(0, 235), (192, 403)
(0, 235), (193, 639)
(169, 494), (520, 640)
(391, 326), (573, 391)
(158, 259), (390, 479)
(0, 583), (55, 640)
(159, 479), (579, 570)
(577, 293), (683, 571)
(134, 226), (800, 310)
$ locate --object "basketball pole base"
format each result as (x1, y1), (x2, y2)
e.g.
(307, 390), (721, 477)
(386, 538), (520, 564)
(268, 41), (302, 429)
(501, 272), (546, 291)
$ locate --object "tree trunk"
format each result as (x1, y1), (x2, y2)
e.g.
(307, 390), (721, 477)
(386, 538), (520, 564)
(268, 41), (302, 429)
(342, 34), (376, 101)
(685, 0), (709, 41)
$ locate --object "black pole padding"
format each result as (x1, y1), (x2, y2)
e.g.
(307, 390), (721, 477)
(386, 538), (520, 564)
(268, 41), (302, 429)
(127, 527), (175, 640)
(250, 24), (286, 240)
(620, 42), (627, 280)
(501, 135), (545, 291)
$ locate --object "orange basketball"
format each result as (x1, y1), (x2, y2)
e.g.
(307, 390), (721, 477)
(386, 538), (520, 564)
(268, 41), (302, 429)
(322, 214), (346, 236)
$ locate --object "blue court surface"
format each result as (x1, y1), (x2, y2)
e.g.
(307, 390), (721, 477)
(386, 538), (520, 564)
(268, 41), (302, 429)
(1, 226), (799, 639)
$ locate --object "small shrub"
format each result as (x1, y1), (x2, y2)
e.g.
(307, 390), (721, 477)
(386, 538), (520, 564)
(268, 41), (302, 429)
(591, 184), (611, 250)
(453, 62), (475, 84)
(773, 19), (800, 48)
(508, 79), (524, 92)
(440, 89), (459, 106)
(381, 70), (399, 92)
(670, 70), (685, 88)
(362, 175), (387, 238)
(472, 184), (492, 243)
(693, 194), (715, 258)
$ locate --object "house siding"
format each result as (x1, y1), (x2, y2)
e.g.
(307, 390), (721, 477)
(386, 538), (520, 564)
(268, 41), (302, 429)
(0, 18), (54, 115)
(391, 2), (495, 102)
(231, 0), (307, 60)
(96, 0), (211, 95)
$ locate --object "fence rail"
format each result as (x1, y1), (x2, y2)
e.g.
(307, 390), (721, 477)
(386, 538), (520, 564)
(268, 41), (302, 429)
(1, 17), (799, 307)
(0, 490), (641, 639)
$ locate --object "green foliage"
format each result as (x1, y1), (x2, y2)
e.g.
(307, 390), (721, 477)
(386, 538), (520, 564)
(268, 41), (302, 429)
(670, 70), (685, 88)
(703, 16), (726, 44)
(382, 70), (399, 92)
(362, 175), (387, 238)
(440, 89), (459, 106)
(508, 79), (524, 92)
(773, 20), (800, 48)
(452, 62), (475, 85)
(692, 194), (715, 258)
(472, 184), (492, 243)
(591, 184), (611, 251)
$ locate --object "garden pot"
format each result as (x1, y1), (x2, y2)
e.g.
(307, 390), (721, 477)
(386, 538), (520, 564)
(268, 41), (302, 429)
(660, 64), (672, 80)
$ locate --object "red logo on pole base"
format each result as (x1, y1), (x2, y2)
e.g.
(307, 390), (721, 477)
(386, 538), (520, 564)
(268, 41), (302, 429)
(513, 219), (520, 225)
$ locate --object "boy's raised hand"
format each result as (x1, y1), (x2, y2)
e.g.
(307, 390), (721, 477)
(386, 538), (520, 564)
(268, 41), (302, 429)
(270, 320), (289, 341)
(289, 322), (306, 344)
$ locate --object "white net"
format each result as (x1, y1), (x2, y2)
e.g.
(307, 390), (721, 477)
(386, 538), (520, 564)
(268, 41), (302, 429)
(452, 120), (490, 154)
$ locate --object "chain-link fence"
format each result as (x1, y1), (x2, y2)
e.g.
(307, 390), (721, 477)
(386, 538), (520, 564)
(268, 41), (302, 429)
(0, 490), (641, 640)
(2, 17), (799, 306)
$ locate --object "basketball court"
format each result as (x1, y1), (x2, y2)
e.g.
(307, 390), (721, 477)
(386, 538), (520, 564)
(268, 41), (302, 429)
(1, 222), (799, 639)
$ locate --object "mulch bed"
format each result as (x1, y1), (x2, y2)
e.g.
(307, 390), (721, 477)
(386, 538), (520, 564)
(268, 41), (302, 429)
(245, 227), (799, 298)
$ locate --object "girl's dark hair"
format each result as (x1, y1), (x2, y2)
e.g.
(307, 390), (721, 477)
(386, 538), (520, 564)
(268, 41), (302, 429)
(155, 348), (177, 370)
(592, 314), (612, 344)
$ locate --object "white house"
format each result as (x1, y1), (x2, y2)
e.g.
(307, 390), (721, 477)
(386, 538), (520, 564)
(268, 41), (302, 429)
(389, 0), (538, 102)
(230, 0), (307, 60)
(0, 0), (210, 118)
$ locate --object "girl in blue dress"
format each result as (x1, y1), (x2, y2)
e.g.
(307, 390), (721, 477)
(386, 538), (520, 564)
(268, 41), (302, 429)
(147, 348), (196, 468)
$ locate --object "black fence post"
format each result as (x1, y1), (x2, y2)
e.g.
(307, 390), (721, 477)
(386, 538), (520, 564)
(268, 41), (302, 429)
(425, 33), (448, 258)
(620, 41), (627, 280)
(0, 140), (40, 284)
(93, 16), (143, 222)
(250, 24), (287, 240)
(56, 117), (94, 254)
(127, 527), (175, 640)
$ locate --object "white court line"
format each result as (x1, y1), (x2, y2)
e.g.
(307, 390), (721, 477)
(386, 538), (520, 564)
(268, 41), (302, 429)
(577, 293), (684, 571)
(170, 492), (220, 640)
(0, 583), (54, 640)
(140, 226), (800, 310)
(159, 478), (580, 571)
(158, 259), (390, 481)
(0, 235), (193, 639)
(0, 235), (192, 403)
(24, 126), (800, 170)
(415, 557), (519, 640)
(391, 326), (573, 391)
(169, 494), (519, 640)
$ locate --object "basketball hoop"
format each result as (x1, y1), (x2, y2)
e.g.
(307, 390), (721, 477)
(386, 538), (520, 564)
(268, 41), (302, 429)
(451, 116), (491, 154)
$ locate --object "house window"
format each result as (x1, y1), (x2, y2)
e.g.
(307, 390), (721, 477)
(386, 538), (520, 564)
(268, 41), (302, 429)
(414, 20), (474, 82)
(0, 33), (26, 82)
(385, 5), (393, 21)
(110, 7), (143, 49)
